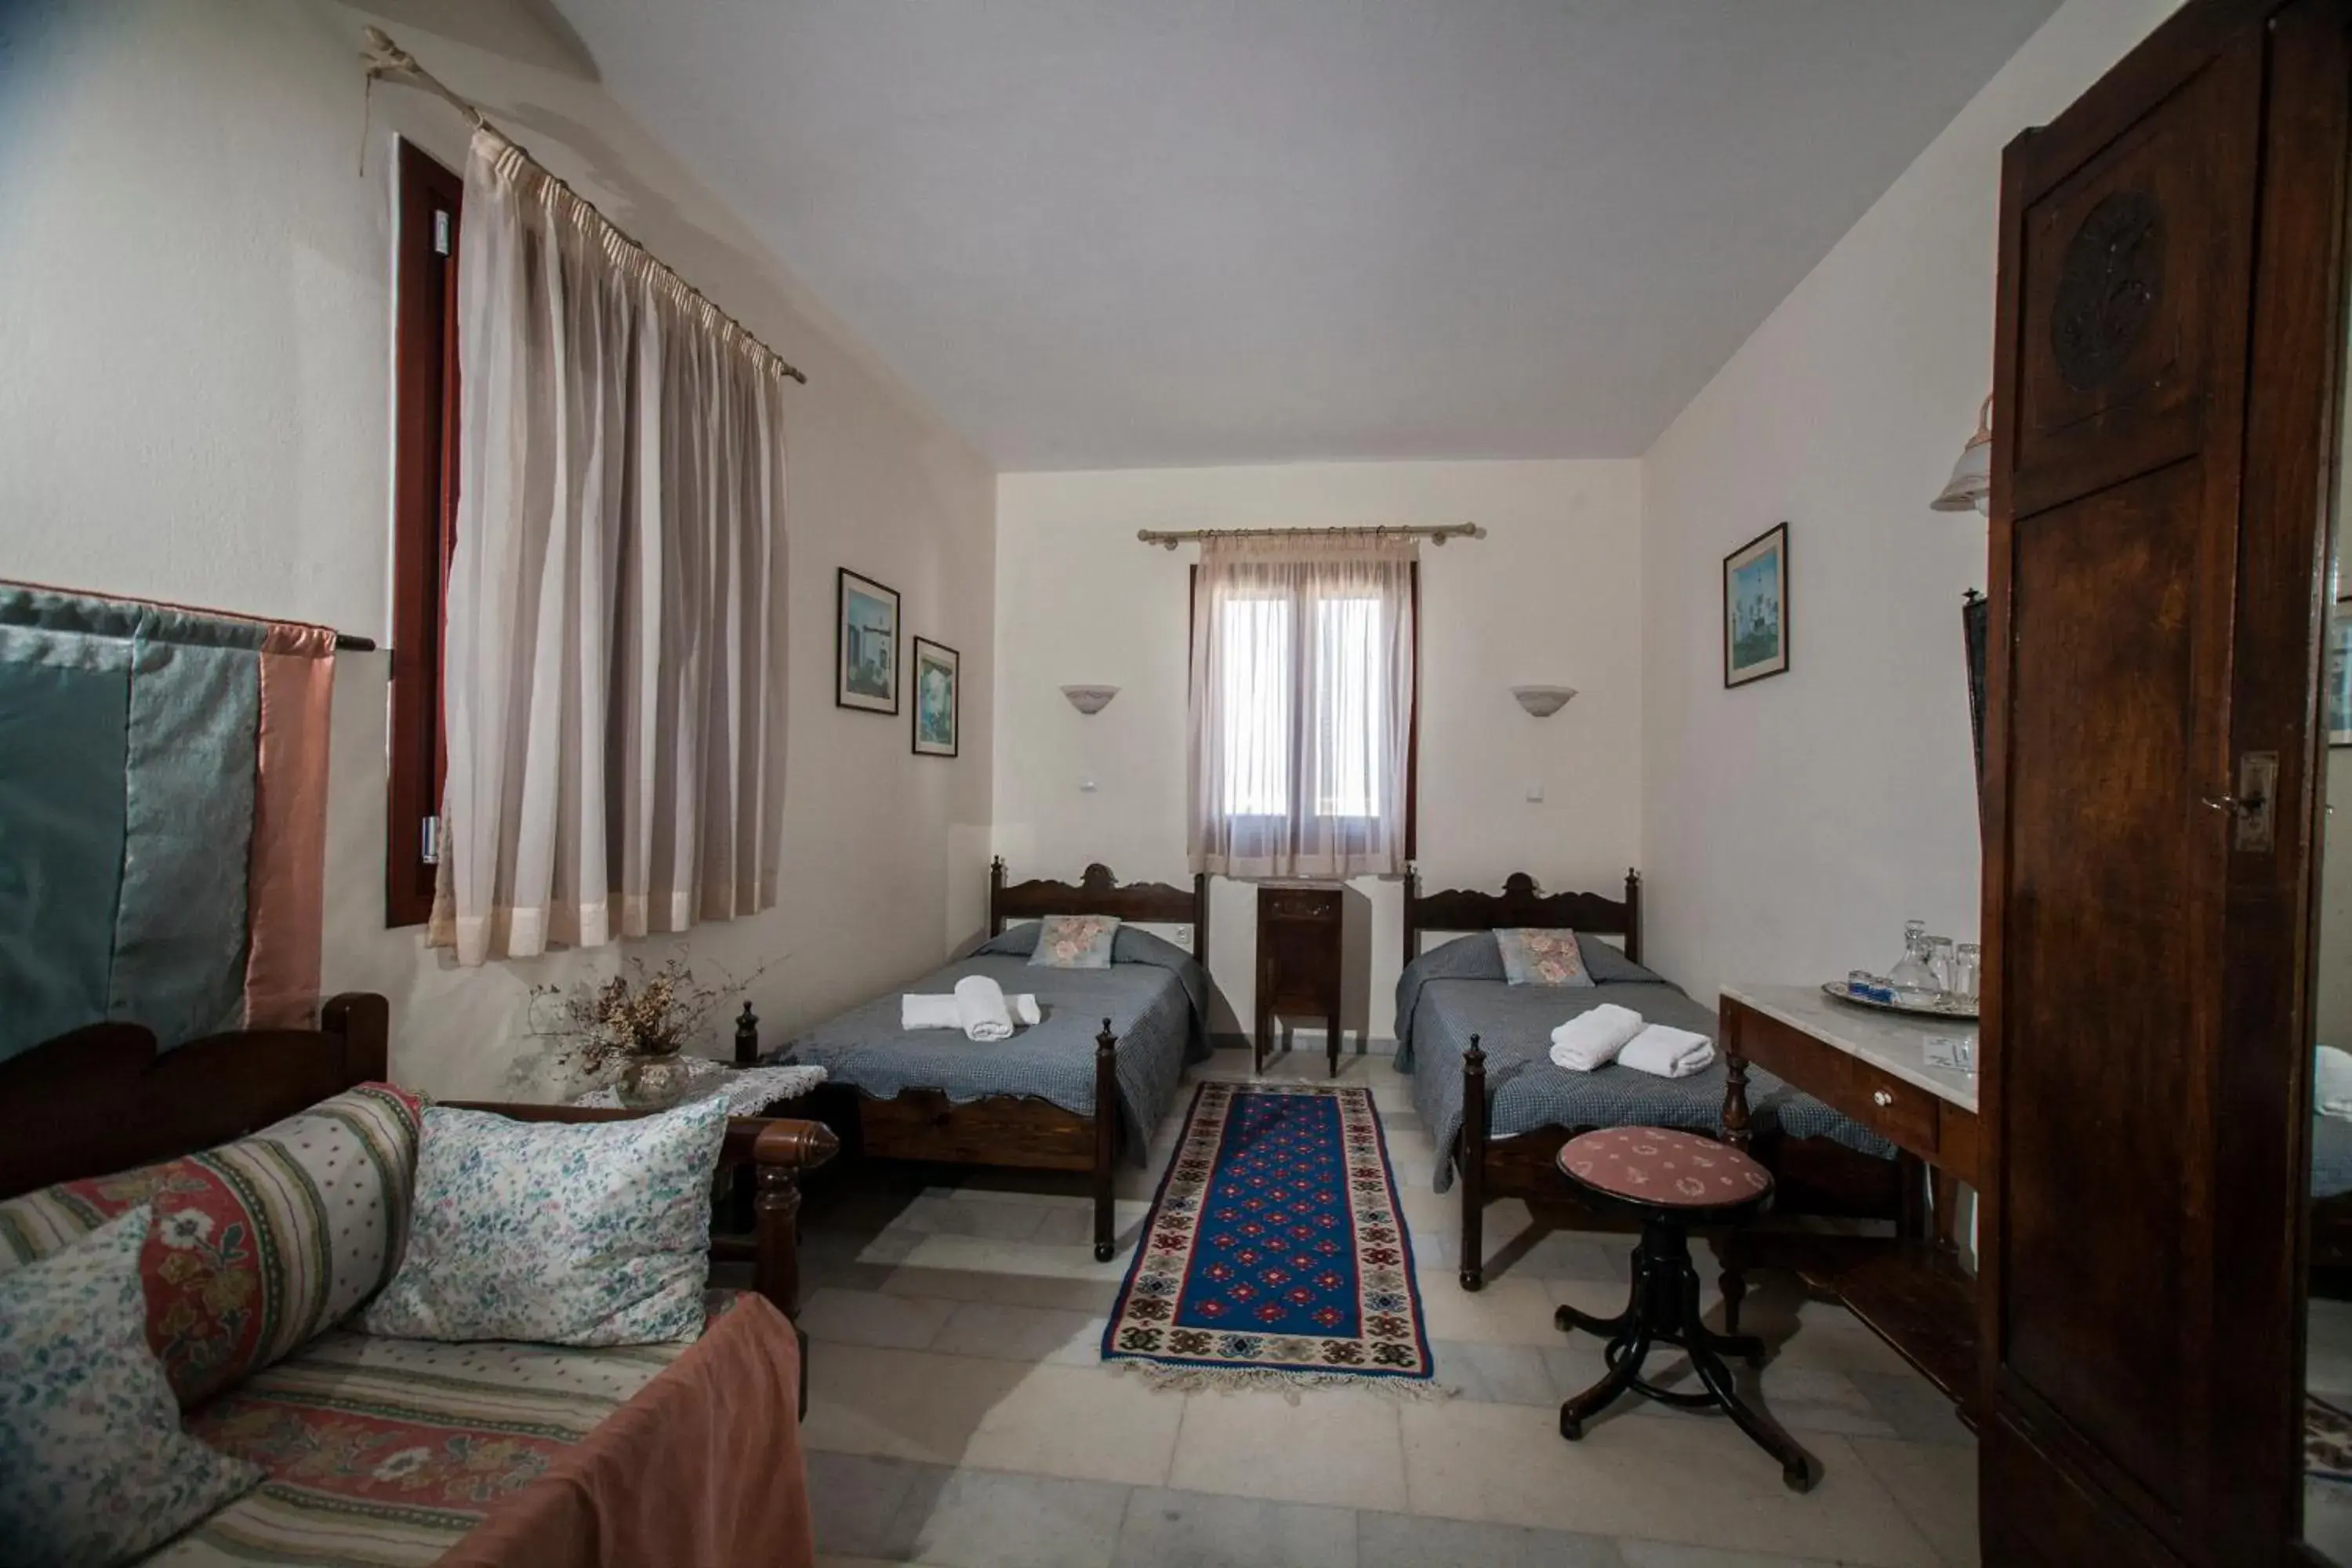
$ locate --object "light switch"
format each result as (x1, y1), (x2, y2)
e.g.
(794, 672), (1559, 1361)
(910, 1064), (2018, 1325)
(1080, 778), (1098, 793)
(1526, 783), (1545, 803)
(1172, 925), (1193, 948)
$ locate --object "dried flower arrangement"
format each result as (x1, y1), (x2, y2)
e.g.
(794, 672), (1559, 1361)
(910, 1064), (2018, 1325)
(526, 954), (769, 1085)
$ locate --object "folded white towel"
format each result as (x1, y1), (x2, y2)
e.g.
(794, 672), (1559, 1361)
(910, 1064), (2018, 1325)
(2320, 1046), (2352, 1122)
(1549, 1004), (1646, 1072)
(902, 990), (1042, 1034)
(1619, 1023), (1717, 1080)
(953, 975), (1016, 1041)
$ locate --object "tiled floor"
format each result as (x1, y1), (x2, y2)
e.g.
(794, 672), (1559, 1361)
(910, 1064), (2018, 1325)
(793, 1047), (1978, 1567)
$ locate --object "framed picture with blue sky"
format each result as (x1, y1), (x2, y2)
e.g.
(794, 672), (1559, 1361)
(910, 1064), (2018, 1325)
(836, 567), (901, 713)
(1722, 521), (1789, 689)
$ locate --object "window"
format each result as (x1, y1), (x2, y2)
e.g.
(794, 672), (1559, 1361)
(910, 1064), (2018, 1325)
(386, 141), (462, 927)
(1189, 551), (1418, 879)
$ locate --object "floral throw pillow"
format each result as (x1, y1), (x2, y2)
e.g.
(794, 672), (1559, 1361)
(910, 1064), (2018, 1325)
(1497, 928), (1595, 988)
(0, 1208), (263, 1567)
(1029, 913), (1120, 969)
(0, 1082), (424, 1409)
(362, 1097), (729, 1347)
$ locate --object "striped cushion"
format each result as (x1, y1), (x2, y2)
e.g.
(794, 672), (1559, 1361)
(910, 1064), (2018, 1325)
(0, 1083), (423, 1406)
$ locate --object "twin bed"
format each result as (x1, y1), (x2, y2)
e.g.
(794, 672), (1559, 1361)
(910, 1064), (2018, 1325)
(773, 860), (1211, 1261)
(1396, 869), (1901, 1288)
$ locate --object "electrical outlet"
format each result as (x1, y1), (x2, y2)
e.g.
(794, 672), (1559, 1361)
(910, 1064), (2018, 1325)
(1080, 778), (1098, 793)
(1526, 782), (1545, 803)
(1172, 925), (1193, 948)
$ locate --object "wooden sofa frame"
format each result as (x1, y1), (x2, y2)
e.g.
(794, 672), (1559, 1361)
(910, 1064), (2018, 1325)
(1403, 868), (1902, 1290)
(0, 992), (840, 1325)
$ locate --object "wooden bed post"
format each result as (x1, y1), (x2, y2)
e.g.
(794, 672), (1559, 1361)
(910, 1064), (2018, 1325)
(1402, 863), (1421, 968)
(321, 991), (390, 1081)
(1622, 868), (1642, 967)
(989, 855), (1007, 937)
(1192, 872), (1210, 963)
(1459, 1033), (1486, 1291)
(734, 1001), (760, 1068)
(1093, 1019), (1119, 1262)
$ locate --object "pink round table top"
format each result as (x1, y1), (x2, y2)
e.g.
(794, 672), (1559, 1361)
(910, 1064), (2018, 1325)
(1555, 1127), (1773, 1209)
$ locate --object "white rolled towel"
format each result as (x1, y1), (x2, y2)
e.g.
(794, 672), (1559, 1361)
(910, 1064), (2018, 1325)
(2320, 1046), (2352, 1121)
(1619, 1023), (1717, 1080)
(1549, 1004), (1646, 1072)
(953, 975), (1017, 1041)
(902, 992), (1042, 1032)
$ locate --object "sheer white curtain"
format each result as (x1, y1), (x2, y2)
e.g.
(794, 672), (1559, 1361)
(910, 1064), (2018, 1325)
(437, 129), (789, 966)
(1188, 534), (1414, 879)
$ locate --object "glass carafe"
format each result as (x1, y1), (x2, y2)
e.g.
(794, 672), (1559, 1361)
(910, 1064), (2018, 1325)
(1889, 921), (1941, 1006)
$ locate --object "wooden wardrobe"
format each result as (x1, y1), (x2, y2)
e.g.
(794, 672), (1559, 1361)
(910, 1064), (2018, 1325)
(1977, 0), (2352, 1561)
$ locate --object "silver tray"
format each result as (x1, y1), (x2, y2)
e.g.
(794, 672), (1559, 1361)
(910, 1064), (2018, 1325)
(1820, 980), (1979, 1022)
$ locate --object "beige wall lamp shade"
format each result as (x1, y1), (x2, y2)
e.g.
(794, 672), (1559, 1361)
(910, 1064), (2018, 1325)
(1062, 684), (1119, 715)
(1932, 395), (1994, 514)
(1511, 685), (1577, 717)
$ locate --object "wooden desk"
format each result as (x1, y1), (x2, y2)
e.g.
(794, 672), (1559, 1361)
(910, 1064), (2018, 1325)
(1719, 984), (1980, 1414)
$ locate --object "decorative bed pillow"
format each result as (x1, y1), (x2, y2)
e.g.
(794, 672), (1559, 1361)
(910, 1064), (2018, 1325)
(0, 1082), (423, 1408)
(362, 1097), (729, 1347)
(0, 1208), (263, 1568)
(1029, 913), (1120, 969)
(1575, 935), (1667, 985)
(1497, 928), (1595, 987)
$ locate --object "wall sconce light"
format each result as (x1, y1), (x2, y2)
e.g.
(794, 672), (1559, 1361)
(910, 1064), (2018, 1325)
(1932, 394), (1993, 515)
(1511, 685), (1577, 717)
(1062, 684), (1119, 715)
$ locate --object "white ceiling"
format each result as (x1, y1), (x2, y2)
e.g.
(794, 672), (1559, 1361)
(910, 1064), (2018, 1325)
(548, 1), (2058, 470)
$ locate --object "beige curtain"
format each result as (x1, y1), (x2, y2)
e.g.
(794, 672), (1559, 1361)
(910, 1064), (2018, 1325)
(438, 129), (789, 966)
(1187, 533), (1415, 880)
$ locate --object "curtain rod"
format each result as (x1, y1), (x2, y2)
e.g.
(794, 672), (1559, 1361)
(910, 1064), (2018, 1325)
(1136, 522), (1486, 551)
(0, 579), (379, 652)
(358, 27), (809, 387)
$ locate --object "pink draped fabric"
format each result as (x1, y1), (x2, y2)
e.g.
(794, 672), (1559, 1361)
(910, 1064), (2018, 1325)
(241, 625), (336, 1029)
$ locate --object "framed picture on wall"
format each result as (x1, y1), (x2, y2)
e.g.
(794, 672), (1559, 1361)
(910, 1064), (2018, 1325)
(2329, 601), (2352, 746)
(1723, 522), (1791, 688)
(912, 637), (960, 757)
(837, 568), (901, 714)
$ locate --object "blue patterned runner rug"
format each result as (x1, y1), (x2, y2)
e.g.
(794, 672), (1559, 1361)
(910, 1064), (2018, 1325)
(1102, 1081), (1438, 1395)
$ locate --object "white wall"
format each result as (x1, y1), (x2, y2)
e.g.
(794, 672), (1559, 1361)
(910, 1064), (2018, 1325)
(0, 0), (996, 1094)
(994, 460), (1644, 1044)
(1638, 0), (2178, 1004)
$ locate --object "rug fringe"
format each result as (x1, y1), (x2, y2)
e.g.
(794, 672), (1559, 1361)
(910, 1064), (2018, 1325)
(1106, 1359), (1456, 1404)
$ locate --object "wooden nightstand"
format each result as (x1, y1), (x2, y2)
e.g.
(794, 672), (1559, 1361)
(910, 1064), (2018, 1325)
(1255, 882), (1344, 1075)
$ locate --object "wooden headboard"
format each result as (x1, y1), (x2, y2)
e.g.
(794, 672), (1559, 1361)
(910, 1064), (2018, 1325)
(0, 993), (390, 1200)
(1402, 868), (1642, 967)
(988, 858), (1210, 963)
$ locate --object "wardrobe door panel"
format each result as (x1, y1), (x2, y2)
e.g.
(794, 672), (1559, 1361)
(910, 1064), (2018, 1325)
(1981, 0), (2352, 1562)
(2002, 459), (2209, 1504)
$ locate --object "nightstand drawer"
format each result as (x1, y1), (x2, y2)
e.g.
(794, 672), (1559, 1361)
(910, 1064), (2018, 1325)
(1263, 887), (1341, 921)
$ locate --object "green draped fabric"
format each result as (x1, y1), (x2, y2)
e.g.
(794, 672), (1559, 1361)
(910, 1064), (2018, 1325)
(0, 587), (267, 1062)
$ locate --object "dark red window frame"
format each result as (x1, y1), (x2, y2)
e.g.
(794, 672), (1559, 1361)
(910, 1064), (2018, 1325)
(387, 142), (463, 927)
(1187, 562), (1420, 861)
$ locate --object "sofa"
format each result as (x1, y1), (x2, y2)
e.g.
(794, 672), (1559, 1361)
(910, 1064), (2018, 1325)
(0, 993), (837, 1568)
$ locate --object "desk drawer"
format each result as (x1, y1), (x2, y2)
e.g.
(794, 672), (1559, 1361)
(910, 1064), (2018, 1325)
(1840, 1057), (1940, 1155)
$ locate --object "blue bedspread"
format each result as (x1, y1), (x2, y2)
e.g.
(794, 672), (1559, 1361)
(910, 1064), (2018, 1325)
(2318, 1116), (2352, 1200)
(771, 925), (1210, 1165)
(1393, 933), (1893, 1192)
